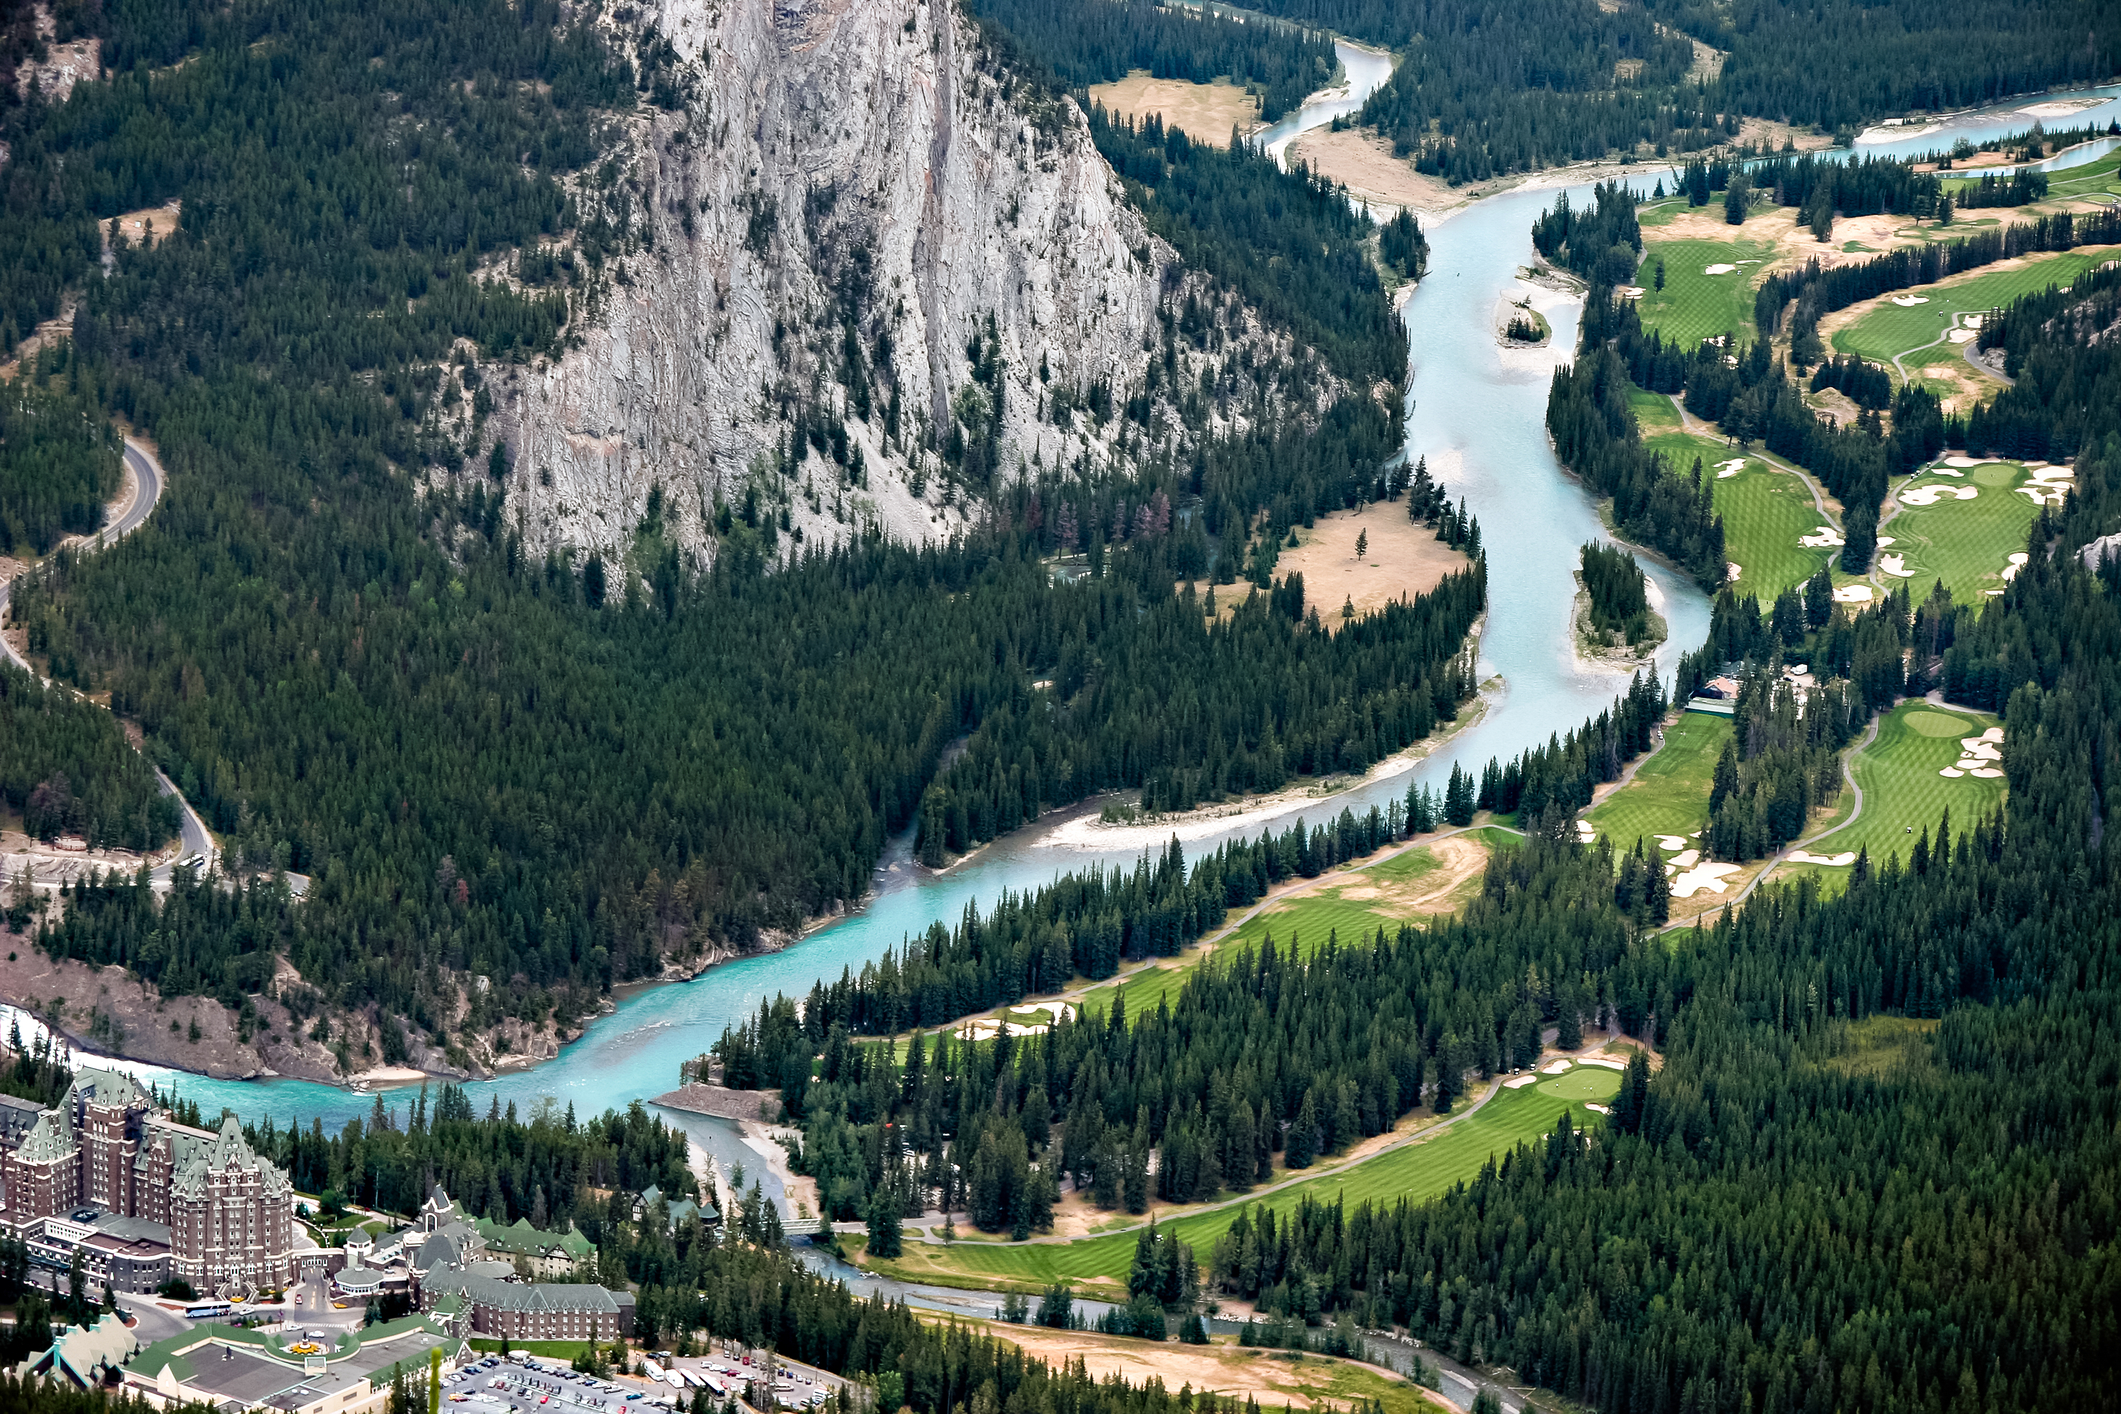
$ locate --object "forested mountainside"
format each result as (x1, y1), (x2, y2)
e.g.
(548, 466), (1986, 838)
(1233, 0), (2121, 182)
(0, 0), (1431, 1070)
(727, 389), (2121, 1414)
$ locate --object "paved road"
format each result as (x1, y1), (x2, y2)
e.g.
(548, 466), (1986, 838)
(1963, 339), (2014, 386)
(0, 438), (221, 881)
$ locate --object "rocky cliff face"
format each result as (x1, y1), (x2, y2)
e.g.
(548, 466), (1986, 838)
(489, 0), (1320, 563)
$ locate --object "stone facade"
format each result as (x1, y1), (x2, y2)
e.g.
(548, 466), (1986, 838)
(0, 1067), (295, 1293)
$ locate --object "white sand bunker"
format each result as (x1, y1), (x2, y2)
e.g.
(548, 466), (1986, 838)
(1788, 850), (1858, 866)
(1834, 584), (1874, 603)
(1584, 1102), (1612, 1114)
(1579, 1056), (1629, 1070)
(1672, 861), (1743, 897)
(1943, 726), (2006, 778)
(1921, 466), (1964, 477)
(1890, 295), (1930, 306)
(1963, 314), (1984, 329)
(1879, 553), (1913, 578)
(1800, 525), (1845, 548)
(2001, 551), (2030, 581)
(1877, 536), (1896, 546)
(2016, 467), (2075, 506)
(1947, 329), (1978, 344)
(1703, 263), (1738, 275)
(1654, 834), (1689, 852)
(1541, 1060), (1574, 1075)
(1727, 561), (1743, 581)
(1503, 1074), (1541, 1089)
(1667, 848), (1700, 870)
(1715, 458), (1747, 478)
(1941, 456), (1984, 468)
(1901, 484), (1978, 506)
(1575, 819), (1596, 841)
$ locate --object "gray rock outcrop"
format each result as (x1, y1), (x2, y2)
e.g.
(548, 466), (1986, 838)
(490, 0), (1252, 563)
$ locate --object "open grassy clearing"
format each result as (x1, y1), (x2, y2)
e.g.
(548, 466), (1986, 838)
(1640, 424), (1833, 601)
(1830, 250), (2117, 365)
(854, 1074), (1619, 1295)
(1582, 711), (1731, 852)
(1084, 71), (1260, 147)
(1879, 461), (2042, 601)
(1632, 235), (1779, 347)
(1770, 699), (2004, 895)
(1813, 1014), (1940, 1080)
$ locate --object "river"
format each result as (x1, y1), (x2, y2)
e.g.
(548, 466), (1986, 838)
(53, 72), (2121, 1166)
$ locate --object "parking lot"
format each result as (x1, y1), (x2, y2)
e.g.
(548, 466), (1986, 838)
(442, 1358), (659, 1414)
(440, 1352), (840, 1414)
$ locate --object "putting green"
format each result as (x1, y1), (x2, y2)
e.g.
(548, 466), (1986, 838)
(1970, 463), (2018, 487)
(1537, 1069), (1617, 1101)
(1904, 710), (1975, 737)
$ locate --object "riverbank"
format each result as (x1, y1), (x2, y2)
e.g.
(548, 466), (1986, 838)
(1039, 671), (1493, 853)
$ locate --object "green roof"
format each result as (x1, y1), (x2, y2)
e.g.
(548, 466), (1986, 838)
(475, 1217), (594, 1258)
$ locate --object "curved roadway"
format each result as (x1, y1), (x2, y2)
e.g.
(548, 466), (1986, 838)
(0, 438), (217, 878)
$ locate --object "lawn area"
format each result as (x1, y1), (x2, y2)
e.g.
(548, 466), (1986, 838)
(1831, 249), (2117, 365)
(1582, 711), (1731, 852)
(1773, 700), (2005, 894)
(1629, 386), (1681, 433)
(468, 1339), (596, 1358)
(1879, 461), (2042, 601)
(1632, 234), (1779, 348)
(857, 1071), (1619, 1295)
(1641, 423), (1834, 601)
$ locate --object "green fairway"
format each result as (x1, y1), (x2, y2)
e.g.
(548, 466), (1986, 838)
(1831, 250), (2117, 365)
(1582, 711), (1730, 851)
(1633, 234), (1778, 348)
(1641, 423), (1834, 601)
(1878, 461), (2043, 601)
(1774, 700), (2005, 895)
(1947, 148), (2121, 206)
(1079, 834), (1497, 1022)
(1215, 836), (1490, 952)
(859, 1072), (1619, 1293)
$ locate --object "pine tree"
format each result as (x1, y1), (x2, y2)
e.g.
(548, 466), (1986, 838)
(866, 1186), (902, 1257)
(1286, 1089), (1320, 1168)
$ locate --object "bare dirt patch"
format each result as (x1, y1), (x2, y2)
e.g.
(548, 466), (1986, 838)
(109, 202), (183, 251)
(1807, 386), (1862, 427)
(1325, 836), (1489, 914)
(0, 942), (345, 1082)
(1735, 116), (1832, 152)
(971, 1324), (1430, 1410)
(1086, 72), (1259, 148)
(1286, 125), (1467, 215)
(1274, 506), (1472, 630)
